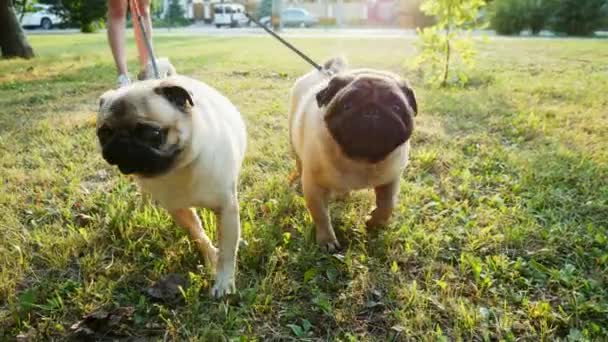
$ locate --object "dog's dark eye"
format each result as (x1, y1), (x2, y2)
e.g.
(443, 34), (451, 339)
(391, 104), (402, 112)
(135, 124), (163, 147)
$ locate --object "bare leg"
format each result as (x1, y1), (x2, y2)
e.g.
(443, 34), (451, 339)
(131, 0), (152, 75)
(107, 0), (128, 76)
(170, 208), (218, 268)
(211, 193), (241, 297)
(302, 172), (340, 252)
(366, 179), (400, 228)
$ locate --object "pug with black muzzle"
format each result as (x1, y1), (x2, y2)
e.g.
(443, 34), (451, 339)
(289, 57), (417, 251)
(97, 75), (247, 297)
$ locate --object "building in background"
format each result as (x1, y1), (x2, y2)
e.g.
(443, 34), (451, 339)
(159, 0), (431, 28)
(160, 0), (258, 22)
(280, 0), (429, 27)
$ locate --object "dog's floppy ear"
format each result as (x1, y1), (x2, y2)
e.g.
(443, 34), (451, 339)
(154, 81), (194, 111)
(316, 75), (354, 108)
(400, 81), (417, 116)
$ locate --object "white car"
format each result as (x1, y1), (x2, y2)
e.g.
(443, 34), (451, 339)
(213, 3), (249, 28)
(20, 4), (63, 30)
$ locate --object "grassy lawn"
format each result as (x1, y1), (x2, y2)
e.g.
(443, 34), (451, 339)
(0, 33), (607, 340)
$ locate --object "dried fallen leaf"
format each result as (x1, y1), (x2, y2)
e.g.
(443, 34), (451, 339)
(146, 273), (189, 302)
(69, 307), (134, 340)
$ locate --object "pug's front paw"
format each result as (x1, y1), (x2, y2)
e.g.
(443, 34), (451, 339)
(316, 234), (341, 252)
(210, 272), (236, 298)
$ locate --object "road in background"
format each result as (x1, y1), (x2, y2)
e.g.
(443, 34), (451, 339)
(25, 25), (608, 39)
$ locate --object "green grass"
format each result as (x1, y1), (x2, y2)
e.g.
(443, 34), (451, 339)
(1, 33), (607, 341)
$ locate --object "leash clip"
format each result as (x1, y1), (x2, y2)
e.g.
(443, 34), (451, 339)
(322, 68), (335, 77)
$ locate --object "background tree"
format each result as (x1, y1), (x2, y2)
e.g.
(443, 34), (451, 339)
(55, 0), (106, 33)
(489, 0), (531, 35)
(526, 0), (549, 34)
(549, 0), (608, 36)
(413, 0), (486, 87)
(0, 0), (35, 58)
(490, 0), (608, 36)
(166, 0), (187, 27)
(257, 0), (272, 19)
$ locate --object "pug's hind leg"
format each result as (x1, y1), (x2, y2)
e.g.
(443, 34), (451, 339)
(170, 208), (218, 269)
(366, 179), (400, 229)
(302, 173), (341, 252)
(288, 156), (302, 185)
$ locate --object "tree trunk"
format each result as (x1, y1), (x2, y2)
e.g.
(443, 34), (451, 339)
(0, 0), (35, 59)
(271, 0), (282, 31)
(441, 25), (450, 87)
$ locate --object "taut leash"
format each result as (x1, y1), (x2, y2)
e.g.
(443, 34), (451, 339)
(131, 0), (160, 79)
(244, 12), (333, 77)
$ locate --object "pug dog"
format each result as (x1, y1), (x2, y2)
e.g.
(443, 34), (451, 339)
(137, 57), (177, 81)
(97, 75), (247, 297)
(289, 57), (417, 251)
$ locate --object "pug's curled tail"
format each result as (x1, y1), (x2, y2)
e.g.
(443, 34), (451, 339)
(322, 56), (348, 75)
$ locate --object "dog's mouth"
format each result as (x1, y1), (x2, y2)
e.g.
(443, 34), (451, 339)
(102, 140), (181, 177)
(99, 127), (181, 177)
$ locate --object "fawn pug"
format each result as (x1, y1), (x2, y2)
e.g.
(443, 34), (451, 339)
(289, 57), (417, 251)
(97, 75), (246, 296)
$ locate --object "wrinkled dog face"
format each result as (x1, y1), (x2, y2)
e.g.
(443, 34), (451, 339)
(96, 82), (194, 177)
(316, 72), (417, 163)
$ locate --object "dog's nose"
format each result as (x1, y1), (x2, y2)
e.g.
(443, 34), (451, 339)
(101, 135), (130, 165)
(102, 148), (118, 165)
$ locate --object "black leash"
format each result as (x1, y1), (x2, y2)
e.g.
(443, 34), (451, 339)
(244, 12), (332, 76)
(131, 0), (159, 79)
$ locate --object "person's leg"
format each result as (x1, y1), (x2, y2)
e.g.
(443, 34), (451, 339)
(107, 0), (129, 86)
(131, 0), (152, 78)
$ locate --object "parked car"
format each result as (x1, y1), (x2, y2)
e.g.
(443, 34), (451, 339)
(259, 8), (319, 28)
(213, 3), (249, 28)
(19, 4), (63, 30)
